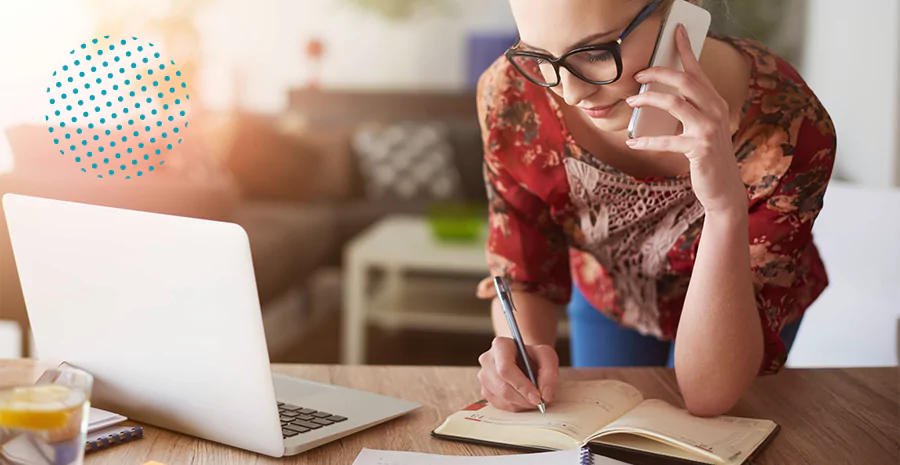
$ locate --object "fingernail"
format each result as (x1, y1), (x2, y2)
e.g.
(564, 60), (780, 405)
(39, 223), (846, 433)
(634, 72), (645, 82)
(626, 95), (638, 105)
(528, 393), (541, 405)
(679, 24), (688, 38)
(625, 139), (637, 147)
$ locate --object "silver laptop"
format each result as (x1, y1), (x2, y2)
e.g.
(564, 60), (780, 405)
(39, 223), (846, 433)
(2, 193), (420, 457)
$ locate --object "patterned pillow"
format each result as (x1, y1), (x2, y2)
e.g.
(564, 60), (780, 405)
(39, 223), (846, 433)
(352, 122), (462, 201)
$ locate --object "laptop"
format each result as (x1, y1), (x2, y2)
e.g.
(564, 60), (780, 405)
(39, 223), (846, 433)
(2, 193), (421, 457)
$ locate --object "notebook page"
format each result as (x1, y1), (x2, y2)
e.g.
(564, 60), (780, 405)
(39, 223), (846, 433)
(440, 380), (643, 441)
(352, 448), (627, 465)
(593, 399), (776, 464)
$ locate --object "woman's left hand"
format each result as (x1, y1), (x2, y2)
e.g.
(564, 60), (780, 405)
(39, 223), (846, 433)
(625, 24), (747, 217)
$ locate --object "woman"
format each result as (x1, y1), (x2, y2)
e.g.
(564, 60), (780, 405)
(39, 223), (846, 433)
(475, 0), (835, 417)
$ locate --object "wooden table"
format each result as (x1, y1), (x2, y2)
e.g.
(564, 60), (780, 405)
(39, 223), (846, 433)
(1, 360), (897, 465)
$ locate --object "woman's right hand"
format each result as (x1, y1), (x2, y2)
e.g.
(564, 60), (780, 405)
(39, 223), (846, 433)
(477, 336), (559, 412)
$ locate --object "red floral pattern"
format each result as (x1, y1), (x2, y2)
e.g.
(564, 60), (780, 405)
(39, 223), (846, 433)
(474, 35), (836, 374)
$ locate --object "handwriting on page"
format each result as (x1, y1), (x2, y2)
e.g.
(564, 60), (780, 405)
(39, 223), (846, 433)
(712, 416), (771, 428)
(554, 380), (642, 405)
(462, 380), (644, 439)
(463, 403), (590, 436)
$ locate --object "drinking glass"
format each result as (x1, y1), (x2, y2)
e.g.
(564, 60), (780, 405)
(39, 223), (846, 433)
(0, 366), (93, 465)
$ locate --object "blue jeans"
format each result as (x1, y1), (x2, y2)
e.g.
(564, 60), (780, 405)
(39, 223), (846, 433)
(567, 285), (804, 368)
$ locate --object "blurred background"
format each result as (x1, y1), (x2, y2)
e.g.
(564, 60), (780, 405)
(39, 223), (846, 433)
(0, 0), (897, 368)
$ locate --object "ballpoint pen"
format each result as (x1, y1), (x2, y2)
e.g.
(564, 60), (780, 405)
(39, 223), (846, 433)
(493, 276), (547, 415)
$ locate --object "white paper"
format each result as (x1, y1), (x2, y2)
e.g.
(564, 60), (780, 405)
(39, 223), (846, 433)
(87, 407), (127, 433)
(351, 448), (629, 465)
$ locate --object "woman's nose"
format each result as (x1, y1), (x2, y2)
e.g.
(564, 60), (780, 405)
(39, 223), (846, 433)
(558, 68), (597, 107)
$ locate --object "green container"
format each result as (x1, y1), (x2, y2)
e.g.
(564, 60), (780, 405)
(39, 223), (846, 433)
(426, 203), (487, 243)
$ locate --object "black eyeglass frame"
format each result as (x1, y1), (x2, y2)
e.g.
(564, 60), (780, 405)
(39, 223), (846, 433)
(505, 0), (665, 87)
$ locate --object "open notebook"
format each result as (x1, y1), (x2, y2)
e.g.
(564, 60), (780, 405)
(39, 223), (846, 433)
(432, 380), (779, 465)
(352, 447), (624, 465)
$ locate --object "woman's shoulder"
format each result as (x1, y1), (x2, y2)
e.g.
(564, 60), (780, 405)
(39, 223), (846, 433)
(476, 55), (525, 111)
(475, 56), (554, 134)
(721, 33), (833, 130)
(721, 34), (837, 207)
(475, 56), (569, 195)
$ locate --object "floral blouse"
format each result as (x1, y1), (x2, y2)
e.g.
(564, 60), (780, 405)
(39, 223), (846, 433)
(474, 34), (836, 374)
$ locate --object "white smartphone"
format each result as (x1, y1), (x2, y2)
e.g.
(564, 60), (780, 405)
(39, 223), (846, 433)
(627, 0), (711, 139)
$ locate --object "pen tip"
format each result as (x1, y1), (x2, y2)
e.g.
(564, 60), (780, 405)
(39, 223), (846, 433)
(538, 403), (546, 415)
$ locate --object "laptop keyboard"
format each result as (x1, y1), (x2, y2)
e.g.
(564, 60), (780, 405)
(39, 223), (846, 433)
(278, 402), (348, 438)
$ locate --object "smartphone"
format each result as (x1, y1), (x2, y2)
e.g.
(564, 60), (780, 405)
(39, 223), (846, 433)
(627, 0), (711, 139)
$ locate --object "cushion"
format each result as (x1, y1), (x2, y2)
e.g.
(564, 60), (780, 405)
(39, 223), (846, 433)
(352, 121), (462, 201)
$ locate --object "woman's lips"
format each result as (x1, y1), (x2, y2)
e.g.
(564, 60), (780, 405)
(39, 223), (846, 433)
(580, 100), (621, 119)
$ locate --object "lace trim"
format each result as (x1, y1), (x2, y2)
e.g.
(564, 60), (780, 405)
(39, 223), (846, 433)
(565, 157), (705, 336)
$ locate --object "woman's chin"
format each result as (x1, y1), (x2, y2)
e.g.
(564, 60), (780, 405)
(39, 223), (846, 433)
(588, 112), (630, 133)
(577, 100), (630, 133)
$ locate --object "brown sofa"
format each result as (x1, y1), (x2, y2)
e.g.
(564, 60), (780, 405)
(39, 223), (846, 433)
(223, 88), (486, 266)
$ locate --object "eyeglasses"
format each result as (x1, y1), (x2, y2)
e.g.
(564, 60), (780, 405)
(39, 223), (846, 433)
(505, 0), (664, 87)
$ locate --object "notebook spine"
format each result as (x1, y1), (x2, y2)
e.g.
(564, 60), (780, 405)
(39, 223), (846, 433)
(579, 446), (594, 465)
(85, 426), (144, 454)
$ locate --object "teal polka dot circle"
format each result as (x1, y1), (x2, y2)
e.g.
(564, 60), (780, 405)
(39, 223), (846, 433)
(45, 36), (190, 179)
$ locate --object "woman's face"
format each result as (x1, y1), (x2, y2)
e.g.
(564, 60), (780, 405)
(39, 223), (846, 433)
(508, 0), (665, 133)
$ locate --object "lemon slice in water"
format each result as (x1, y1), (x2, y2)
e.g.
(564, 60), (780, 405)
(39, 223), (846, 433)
(0, 385), (76, 430)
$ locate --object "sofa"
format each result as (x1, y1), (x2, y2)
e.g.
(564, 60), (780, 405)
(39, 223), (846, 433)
(225, 88), (485, 246)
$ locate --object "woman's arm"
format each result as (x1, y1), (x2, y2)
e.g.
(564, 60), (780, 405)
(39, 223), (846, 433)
(625, 25), (764, 416)
(674, 209), (761, 416)
(474, 51), (573, 412)
(491, 292), (559, 346)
